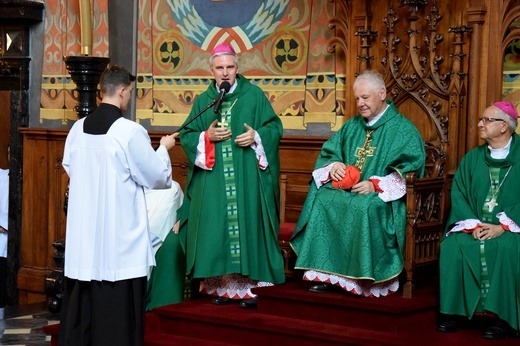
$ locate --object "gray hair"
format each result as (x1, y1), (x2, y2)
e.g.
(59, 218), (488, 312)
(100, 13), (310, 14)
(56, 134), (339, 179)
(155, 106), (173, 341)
(210, 52), (239, 68)
(495, 107), (518, 133)
(353, 69), (386, 92)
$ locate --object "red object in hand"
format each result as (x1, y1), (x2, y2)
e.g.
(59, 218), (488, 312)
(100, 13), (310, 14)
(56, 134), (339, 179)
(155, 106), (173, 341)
(332, 165), (360, 190)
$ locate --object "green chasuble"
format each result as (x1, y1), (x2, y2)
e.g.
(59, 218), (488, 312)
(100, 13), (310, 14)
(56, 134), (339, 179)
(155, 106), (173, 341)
(290, 101), (425, 283)
(178, 74), (285, 284)
(440, 133), (520, 331)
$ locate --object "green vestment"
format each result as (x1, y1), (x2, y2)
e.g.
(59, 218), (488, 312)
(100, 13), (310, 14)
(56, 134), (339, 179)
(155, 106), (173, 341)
(440, 133), (520, 331)
(291, 101), (425, 283)
(146, 232), (186, 310)
(178, 74), (285, 284)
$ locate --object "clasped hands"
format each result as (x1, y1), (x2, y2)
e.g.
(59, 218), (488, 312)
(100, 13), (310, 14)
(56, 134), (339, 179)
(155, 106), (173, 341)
(472, 223), (504, 241)
(330, 162), (374, 195)
(208, 119), (255, 147)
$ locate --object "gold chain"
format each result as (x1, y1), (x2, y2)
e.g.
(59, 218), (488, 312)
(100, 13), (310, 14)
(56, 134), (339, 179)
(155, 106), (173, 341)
(485, 166), (512, 212)
(217, 98), (238, 128)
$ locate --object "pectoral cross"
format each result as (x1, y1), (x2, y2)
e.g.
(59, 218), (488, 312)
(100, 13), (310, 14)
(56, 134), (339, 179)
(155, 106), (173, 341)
(217, 119), (229, 128)
(485, 198), (498, 212)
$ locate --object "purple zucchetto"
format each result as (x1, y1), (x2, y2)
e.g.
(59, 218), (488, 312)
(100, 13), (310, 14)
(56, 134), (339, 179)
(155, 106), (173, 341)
(494, 101), (519, 120)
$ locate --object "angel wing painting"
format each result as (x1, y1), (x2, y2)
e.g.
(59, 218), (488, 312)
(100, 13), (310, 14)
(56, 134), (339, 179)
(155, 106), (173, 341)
(166, 0), (289, 52)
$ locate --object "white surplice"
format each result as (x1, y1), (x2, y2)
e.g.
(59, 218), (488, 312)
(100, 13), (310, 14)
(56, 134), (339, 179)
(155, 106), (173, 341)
(62, 117), (172, 282)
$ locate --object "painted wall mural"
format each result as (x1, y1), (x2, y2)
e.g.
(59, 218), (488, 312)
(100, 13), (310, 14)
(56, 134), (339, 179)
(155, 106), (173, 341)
(40, 0), (109, 124)
(39, 0), (346, 131)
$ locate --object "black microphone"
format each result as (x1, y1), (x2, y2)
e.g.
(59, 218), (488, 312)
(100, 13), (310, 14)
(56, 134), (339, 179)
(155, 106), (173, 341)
(213, 81), (231, 113)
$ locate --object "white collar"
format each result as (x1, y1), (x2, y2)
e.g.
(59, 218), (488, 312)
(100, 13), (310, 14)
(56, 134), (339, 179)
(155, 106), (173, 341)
(367, 104), (389, 126)
(488, 137), (512, 159)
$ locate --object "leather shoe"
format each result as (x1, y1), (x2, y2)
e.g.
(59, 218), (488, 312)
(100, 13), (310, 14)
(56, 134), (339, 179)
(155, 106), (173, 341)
(212, 297), (232, 305)
(483, 319), (512, 340)
(437, 315), (467, 333)
(238, 297), (257, 309)
(238, 298), (258, 309)
(309, 283), (334, 293)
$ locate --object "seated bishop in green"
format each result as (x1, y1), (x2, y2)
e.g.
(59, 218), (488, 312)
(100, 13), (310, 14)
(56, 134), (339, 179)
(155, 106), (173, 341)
(438, 101), (520, 340)
(291, 69), (425, 297)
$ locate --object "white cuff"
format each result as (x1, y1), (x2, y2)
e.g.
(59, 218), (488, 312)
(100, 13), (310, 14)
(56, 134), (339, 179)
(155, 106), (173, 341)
(250, 131), (268, 170)
(497, 212), (520, 233)
(312, 163), (334, 188)
(446, 219), (481, 236)
(372, 171), (406, 202)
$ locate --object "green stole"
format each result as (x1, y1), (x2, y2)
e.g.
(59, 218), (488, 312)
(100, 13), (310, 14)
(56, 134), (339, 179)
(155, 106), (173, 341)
(218, 99), (240, 270)
(478, 166), (512, 311)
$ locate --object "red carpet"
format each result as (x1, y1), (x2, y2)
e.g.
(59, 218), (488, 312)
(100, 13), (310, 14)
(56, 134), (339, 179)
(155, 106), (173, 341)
(44, 279), (520, 345)
(145, 279), (520, 345)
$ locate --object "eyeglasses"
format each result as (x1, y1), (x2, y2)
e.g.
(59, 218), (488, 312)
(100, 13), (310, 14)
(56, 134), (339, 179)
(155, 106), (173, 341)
(479, 117), (505, 124)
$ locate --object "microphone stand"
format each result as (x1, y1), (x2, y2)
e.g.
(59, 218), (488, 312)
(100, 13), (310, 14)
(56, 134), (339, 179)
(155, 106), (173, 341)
(176, 99), (217, 133)
(155, 99), (217, 150)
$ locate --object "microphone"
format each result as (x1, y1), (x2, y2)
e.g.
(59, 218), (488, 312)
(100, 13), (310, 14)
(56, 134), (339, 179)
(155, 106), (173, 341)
(213, 81), (231, 113)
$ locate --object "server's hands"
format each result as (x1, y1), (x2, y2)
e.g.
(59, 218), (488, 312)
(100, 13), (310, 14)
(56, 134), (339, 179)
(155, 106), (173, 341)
(160, 132), (179, 150)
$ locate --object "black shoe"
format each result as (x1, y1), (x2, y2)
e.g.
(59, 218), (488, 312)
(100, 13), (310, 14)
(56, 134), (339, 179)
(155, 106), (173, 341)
(309, 283), (334, 293)
(437, 315), (467, 333)
(212, 297), (233, 305)
(483, 319), (512, 340)
(238, 298), (258, 309)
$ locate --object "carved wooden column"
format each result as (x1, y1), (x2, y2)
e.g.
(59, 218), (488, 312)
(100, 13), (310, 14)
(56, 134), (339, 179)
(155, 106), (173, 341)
(448, 24), (473, 169)
(466, 6), (487, 153)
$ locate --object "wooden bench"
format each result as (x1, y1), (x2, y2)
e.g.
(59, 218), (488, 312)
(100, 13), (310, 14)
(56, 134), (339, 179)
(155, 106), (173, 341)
(278, 142), (448, 298)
